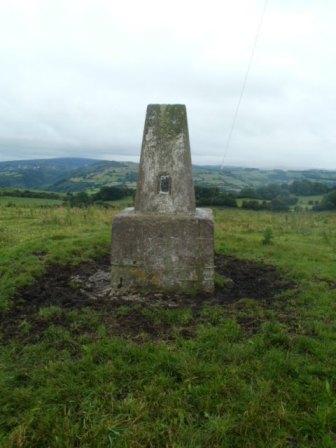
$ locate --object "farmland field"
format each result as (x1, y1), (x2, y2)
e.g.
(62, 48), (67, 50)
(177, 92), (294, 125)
(1, 200), (336, 447)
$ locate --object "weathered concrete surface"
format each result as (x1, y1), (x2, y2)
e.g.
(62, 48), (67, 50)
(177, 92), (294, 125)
(111, 104), (214, 293)
(135, 104), (195, 214)
(111, 208), (214, 293)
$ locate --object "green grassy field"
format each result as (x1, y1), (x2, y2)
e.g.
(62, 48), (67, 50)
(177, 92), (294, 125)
(0, 196), (63, 207)
(1, 200), (336, 447)
(298, 195), (323, 208)
(236, 195), (323, 210)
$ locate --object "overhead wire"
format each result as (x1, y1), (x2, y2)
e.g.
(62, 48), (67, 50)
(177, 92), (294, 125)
(220, 0), (269, 169)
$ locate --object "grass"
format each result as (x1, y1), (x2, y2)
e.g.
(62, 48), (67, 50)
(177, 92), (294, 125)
(0, 196), (63, 206)
(1, 200), (336, 447)
(0, 203), (113, 308)
(237, 194), (323, 210)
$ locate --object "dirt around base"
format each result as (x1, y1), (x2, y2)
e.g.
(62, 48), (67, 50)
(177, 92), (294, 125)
(0, 254), (295, 343)
(214, 255), (293, 303)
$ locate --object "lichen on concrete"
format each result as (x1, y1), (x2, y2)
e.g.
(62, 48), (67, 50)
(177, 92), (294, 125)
(156, 104), (188, 138)
(135, 104), (195, 214)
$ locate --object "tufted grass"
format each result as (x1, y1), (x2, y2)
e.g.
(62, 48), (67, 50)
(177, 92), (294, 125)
(1, 202), (336, 447)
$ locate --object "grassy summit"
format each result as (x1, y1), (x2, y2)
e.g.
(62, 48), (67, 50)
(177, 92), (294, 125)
(0, 199), (336, 446)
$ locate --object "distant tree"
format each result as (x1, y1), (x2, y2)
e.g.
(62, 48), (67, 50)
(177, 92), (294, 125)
(0, 188), (62, 200)
(238, 187), (257, 199)
(93, 186), (134, 201)
(289, 180), (330, 196)
(124, 171), (138, 182)
(281, 195), (298, 206)
(241, 200), (267, 211)
(256, 184), (288, 200)
(68, 192), (92, 207)
(238, 181), (331, 202)
(211, 192), (237, 207)
(270, 197), (290, 212)
(195, 185), (237, 208)
(313, 190), (336, 211)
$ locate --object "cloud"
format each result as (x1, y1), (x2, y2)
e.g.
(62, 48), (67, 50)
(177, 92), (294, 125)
(0, 0), (335, 168)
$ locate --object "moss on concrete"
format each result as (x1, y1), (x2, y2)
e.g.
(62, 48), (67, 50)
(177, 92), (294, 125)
(145, 104), (187, 139)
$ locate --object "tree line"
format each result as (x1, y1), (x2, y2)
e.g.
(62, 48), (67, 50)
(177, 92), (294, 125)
(0, 189), (62, 200)
(66, 186), (134, 207)
(313, 190), (336, 211)
(238, 180), (330, 200)
(1, 179), (336, 211)
(195, 180), (336, 212)
(177, 185), (299, 211)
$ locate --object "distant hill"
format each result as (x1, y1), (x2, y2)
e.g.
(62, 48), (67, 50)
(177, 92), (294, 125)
(0, 158), (137, 192)
(0, 158), (98, 189)
(1, 157), (336, 192)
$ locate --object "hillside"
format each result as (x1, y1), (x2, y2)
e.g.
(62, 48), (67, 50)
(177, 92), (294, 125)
(0, 158), (98, 189)
(1, 157), (336, 192)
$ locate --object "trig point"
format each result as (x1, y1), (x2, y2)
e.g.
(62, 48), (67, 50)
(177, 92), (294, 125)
(111, 104), (214, 293)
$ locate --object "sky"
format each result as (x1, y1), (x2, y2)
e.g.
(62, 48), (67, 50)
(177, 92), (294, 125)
(0, 0), (335, 169)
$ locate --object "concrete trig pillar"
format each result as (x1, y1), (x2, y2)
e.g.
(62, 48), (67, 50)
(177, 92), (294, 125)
(111, 104), (214, 293)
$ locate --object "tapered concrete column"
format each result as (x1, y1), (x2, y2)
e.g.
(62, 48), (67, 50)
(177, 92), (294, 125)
(135, 104), (195, 214)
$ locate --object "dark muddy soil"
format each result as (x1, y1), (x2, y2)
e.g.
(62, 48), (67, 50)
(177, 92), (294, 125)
(214, 255), (294, 303)
(0, 254), (295, 343)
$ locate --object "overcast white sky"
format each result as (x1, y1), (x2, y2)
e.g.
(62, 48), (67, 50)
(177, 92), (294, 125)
(0, 0), (335, 168)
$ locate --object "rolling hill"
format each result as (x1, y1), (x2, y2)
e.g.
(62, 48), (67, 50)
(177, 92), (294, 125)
(1, 157), (336, 192)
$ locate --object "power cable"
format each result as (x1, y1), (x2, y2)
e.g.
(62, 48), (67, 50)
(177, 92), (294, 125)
(220, 0), (269, 169)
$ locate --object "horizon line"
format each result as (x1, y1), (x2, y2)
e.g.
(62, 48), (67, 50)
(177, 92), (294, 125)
(0, 155), (335, 172)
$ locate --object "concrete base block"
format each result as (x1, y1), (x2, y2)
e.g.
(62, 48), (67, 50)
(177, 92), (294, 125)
(111, 208), (214, 293)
